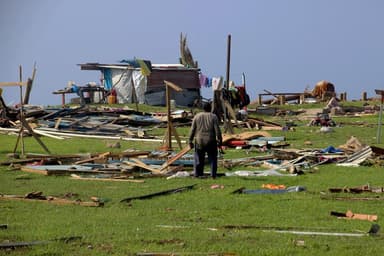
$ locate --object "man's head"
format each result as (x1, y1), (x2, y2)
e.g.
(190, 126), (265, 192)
(203, 102), (212, 112)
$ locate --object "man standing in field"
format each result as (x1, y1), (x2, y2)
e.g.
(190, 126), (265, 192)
(188, 102), (222, 178)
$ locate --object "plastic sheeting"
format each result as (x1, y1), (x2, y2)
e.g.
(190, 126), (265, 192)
(109, 69), (147, 104)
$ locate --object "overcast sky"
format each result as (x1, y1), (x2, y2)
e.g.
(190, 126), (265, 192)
(1, 0), (384, 106)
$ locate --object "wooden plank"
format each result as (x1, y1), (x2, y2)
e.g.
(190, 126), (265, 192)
(0, 194), (103, 207)
(74, 152), (110, 165)
(20, 117), (51, 154)
(164, 80), (183, 92)
(32, 129), (65, 140)
(125, 158), (162, 174)
(160, 145), (191, 173)
(23, 64), (35, 104)
(0, 81), (27, 87)
(20, 166), (50, 175)
(54, 118), (62, 129)
(70, 174), (144, 183)
(120, 184), (196, 203)
(170, 123), (183, 149)
(20, 165), (122, 176)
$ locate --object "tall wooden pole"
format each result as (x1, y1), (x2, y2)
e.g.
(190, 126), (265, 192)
(225, 34), (231, 90)
(17, 65), (25, 156)
(23, 62), (36, 105)
(19, 65), (25, 156)
(223, 34), (234, 133)
(376, 90), (384, 144)
(166, 84), (172, 150)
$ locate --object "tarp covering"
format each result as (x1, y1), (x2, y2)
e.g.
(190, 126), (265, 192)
(103, 68), (113, 90)
(108, 69), (147, 104)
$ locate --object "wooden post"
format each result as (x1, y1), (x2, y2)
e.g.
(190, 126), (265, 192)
(225, 34), (231, 91)
(0, 65), (49, 156)
(362, 92), (367, 101)
(300, 94), (305, 104)
(130, 76), (139, 111)
(375, 89), (384, 144)
(163, 80), (183, 151)
(18, 65), (25, 156)
(61, 93), (65, 106)
(223, 34), (234, 134)
(20, 117), (51, 154)
(23, 63), (36, 105)
(166, 83), (172, 150)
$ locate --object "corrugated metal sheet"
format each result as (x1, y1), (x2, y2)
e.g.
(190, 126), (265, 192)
(147, 69), (200, 90)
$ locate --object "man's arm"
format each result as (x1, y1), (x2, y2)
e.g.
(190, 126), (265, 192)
(188, 118), (197, 147)
(213, 115), (222, 145)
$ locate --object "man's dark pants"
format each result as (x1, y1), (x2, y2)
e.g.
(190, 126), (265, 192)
(193, 143), (218, 178)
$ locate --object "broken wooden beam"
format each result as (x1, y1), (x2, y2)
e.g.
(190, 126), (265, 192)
(0, 236), (82, 250)
(0, 193), (103, 207)
(160, 145), (191, 173)
(20, 164), (122, 176)
(74, 152), (111, 165)
(331, 210), (378, 221)
(120, 184), (196, 203)
(223, 223), (380, 237)
(125, 158), (162, 174)
(70, 174), (145, 183)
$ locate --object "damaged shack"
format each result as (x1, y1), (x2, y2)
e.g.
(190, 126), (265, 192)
(78, 62), (201, 107)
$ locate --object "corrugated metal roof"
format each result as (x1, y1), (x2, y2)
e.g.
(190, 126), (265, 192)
(78, 63), (200, 71)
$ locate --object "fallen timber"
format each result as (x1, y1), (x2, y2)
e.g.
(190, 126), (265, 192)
(328, 184), (384, 193)
(31, 128), (187, 143)
(330, 210), (378, 221)
(223, 223), (380, 237)
(0, 151), (150, 166)
(0, 192), (103, 207)
(20, 164), (123, 176)
(120, 184), (196, 203)
(0, 236), (82, 250)
(70, 174), (145, 183)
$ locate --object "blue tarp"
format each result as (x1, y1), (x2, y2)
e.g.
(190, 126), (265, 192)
(103, 68), (113, 91)
(321, 146), (343, 153)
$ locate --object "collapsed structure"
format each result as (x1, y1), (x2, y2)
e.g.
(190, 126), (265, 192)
(78, 62), (201, 107)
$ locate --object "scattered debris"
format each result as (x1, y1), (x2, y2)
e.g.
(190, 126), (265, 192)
(223, 223), (380, 237)
(336, 146), (373, 166)
(329, 184), (384, 193)
(0, 236), (82, 250)
(0, 192), (103, 207)
(120, 184), (196, 203)
(70, 174), (145, 183)
(210, 184), (225, 189)
(271, 226), (378, 237)
(166, 171), (191, 180)
(136, 252), (237, 256)
(311, 80), (336, 100)
(309, 112), (336, 127)
(231, 185), (305, 194)
(330, 210), (378, 221)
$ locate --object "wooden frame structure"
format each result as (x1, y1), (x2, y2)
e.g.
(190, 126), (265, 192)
(162, 80), (183, 150)
(0, 65), (50, 156)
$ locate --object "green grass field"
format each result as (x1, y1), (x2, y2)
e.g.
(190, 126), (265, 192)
(1, 102), (384, 255)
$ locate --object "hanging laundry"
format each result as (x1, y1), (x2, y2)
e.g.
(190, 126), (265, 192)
(199, 73), (208, 87)
(212, 77), (223, 91)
